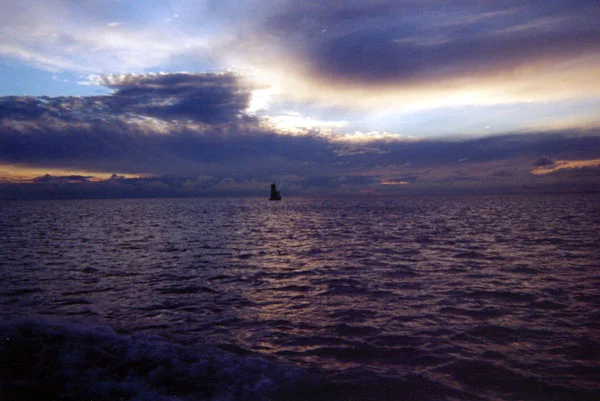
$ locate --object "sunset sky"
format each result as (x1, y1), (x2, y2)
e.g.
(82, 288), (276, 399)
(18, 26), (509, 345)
(1, 0), (599, 198)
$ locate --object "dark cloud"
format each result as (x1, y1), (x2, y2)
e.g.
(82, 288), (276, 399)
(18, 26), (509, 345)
(2, 85), (600, 198)
(0, 97), (48, 120)
(533, 156), (555, 167)
(257, 0), (600, 85)
(0, 91), (336, 178)
(32, 174), (92, 183)
(101, 73), (253, 123)
(0, 72), (252, 124)
(332, 133), (600, 168)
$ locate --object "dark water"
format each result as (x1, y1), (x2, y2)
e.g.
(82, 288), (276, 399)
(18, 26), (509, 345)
(1, 194), (600, 400)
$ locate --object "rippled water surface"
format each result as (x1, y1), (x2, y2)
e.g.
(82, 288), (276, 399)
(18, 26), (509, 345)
(1, 194), (600, 400)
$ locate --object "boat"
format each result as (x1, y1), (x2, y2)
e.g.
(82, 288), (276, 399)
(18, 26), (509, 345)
(269, 183), (282, 201)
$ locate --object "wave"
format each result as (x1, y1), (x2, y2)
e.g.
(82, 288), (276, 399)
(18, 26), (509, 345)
(0, 319), (478, 401)
(2, 319), (531, 401)
(0, 318), (493, 401)
(5, 318), (597, 401)
(0, 319), (311, 401)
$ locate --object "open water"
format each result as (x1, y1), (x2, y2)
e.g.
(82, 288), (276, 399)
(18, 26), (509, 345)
(1, 194), (600, 400)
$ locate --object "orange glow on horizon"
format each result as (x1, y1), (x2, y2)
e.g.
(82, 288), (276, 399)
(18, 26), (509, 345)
(530, 159), (600, 175)
(0, 163), (143, 183)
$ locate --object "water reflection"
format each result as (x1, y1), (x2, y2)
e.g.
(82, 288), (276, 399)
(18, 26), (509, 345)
(2, 195), (600, 396)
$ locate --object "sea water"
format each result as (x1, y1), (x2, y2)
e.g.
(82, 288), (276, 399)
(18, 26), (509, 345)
(1, 194), (599, 400)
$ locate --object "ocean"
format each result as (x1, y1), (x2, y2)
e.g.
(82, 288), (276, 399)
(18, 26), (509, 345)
(1, 194), (599, 400)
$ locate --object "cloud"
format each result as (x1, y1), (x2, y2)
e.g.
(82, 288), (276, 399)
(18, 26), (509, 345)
(264, 112), (348, 134)
(99, 72), (255, 123)
(0, 74), (336, 178)
(219, 0), (600, 123)
(32, 174), (92, 183)
(2, 0), (599, 137)
(1, 72), (253, 124)
(532, 156), (555, 167)
(252, 0), (600, 86)
(0, 0), (215, 73)
(1, 70), (600, 198)
(531, 158), (600, 175)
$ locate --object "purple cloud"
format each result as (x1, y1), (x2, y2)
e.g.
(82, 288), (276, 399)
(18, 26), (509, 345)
(255, 0), (600, 85)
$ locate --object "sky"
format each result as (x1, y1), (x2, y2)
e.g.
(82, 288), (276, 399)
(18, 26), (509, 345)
(1, 0), (599, 198)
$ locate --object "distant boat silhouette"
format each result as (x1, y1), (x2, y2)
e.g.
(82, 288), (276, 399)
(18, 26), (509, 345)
(269, 183), (282, 201)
